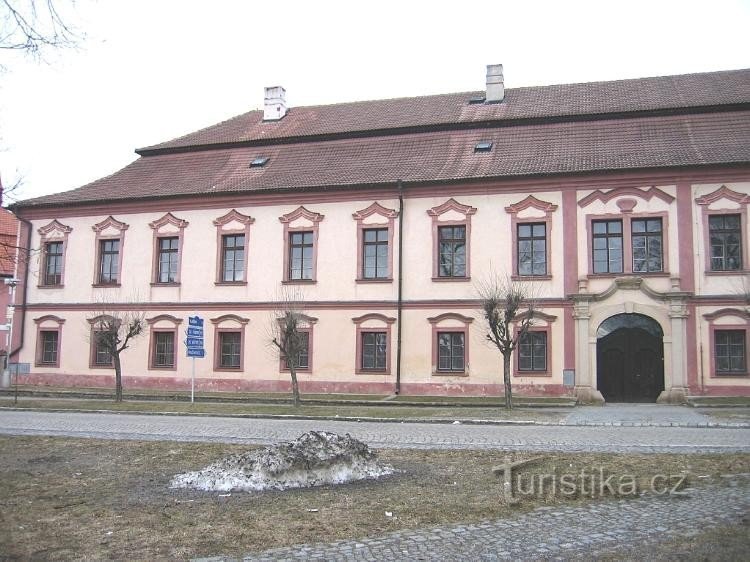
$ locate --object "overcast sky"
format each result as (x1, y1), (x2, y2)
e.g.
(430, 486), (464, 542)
(0, 0), (748, 203)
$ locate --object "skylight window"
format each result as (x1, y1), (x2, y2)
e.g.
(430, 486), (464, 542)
(474, 141), (493, 153)
(249, 157), (269, 168)
(468, 96), (486, 104)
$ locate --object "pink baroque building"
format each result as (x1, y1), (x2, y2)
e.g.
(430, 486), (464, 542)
(9, 66), (750, 403)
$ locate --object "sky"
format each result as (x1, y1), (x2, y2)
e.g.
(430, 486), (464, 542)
(0, 0), (749, 203)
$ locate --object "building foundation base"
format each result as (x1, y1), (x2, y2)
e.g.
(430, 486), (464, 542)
(574, 386), (605, 405)
(657, 387), (689, 404)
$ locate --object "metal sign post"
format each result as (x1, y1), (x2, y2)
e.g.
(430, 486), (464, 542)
(185, 316), (205, 403)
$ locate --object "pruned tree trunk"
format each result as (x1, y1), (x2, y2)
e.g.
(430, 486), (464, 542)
(113, 354), (123, 403)
(502, 351), (513, 410)
(289, 367), (301, 407)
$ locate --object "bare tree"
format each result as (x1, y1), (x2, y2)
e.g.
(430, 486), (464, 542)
(269, 288), (313, 407)
(0, 0), (81, 60)
(477, 275), (537, 410)
(87, 308), (145, 402)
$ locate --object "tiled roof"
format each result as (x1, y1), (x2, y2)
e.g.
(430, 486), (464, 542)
(19, 111), (750, 208)
(0, 209), (18, 276)
(138, 68), (750, 153)
(14, 68), (750, 209)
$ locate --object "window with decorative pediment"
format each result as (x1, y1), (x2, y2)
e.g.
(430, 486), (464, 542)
(352, 313), (395, 374)
(91, 216), (129, 287)
(427, 199), (477, 281)
(579, 187), (673, 277)
(34, 315), (65, 367)
(353, 202), (398, 282)
(279, 206), (325, 283)
(505, 195), (557, 279)
(427, 313), (474, 375)
(696, 186), (749, 274)
(211, 314), (249, 371)
(147, 314), (183, 370)
(149, 213), (189, 285)
(213, 209), (254, 284)
(704, 309), (749, 377)
(37, 220), (72, 287)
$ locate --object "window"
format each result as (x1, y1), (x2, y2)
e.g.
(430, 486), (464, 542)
(221, 234), (245, 282)
(93, 334), (113, 367)
(98, 239), (120, 284)
(437, 332), (465, 372)
(284, 331), (310, 370)
(715, 330), (746, 375)
(362, 228), (389, 279)
(592, 220), (623, 274)
(152, 332), (175, 368)
(631, 218), (663, 273)
(438, 226), (466, 277)
(39, 331), (59, 365)
(361, 332), (387, 371)
(219, 331), (242, 369)
(709, 215), (742, 271)
(289, 231), (314, 280)
(157, 237), (179, 283)
(517, 223), (547, 276)
(42, 241), (63, 286)
(518, 331), (547, 372)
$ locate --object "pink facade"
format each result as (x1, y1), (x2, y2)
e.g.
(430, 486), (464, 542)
(9, 68), (750, 401)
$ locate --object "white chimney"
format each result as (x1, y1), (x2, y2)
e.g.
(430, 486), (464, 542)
(486, 64), (504, 103)
(263, 86), (287, 121)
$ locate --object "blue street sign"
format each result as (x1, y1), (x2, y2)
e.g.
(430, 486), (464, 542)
(185, 337), (204, 347)
(186, 327), (204, 337)
(188, 316), (204, 327)
(187, 348), (205, 358)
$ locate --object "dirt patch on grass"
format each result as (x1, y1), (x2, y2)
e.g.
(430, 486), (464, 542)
(0, 436), (747, 560)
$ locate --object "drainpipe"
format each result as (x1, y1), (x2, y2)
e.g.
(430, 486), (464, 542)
(395, 180), (404, 395)
(9, 216), (32, 361)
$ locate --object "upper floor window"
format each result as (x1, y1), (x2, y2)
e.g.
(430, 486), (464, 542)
(592, 220), (623, 274)
(157, 237), (179, 283)
(631, 218), (663, 273)
(362, 228), (389, 279)
(715, 329), (747, 375)
(289, 232), (314, 281)
(517, 223), (547, 276)
(221, 234), (245, 282)
(438, 226), (466, 278)
(709, 214), (742, 271)
(518, 331), (547, 372)
(98, 239), (120, 284)
(43, 241), (63, 286)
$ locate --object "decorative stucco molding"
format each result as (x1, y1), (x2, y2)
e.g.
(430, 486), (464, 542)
(149, 212), (189, 230)
(504, 195), (557, 216)
(578, 186), (675, 207)
(702, 308), (750, 321)
(512, 310), (558, 323)
(91, 216), (129, 233)
(33, 314), (66, 325)
(279, 206), (325, 224)
(351, 313), (396, 325)
(146, 314), (184, 325)
(427, 312), (474, 325)
(37, 219), (72, 236)
(213, 209), (255, 227)
(352, 202), (398, 221)
(210, 314), (250, 325)
(695, 185), (750, 206)
(427, 198), (477, 217)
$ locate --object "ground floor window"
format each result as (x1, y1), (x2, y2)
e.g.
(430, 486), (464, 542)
(518, 331), (547, 372)
(38, 330), (59, 365)
(715, 329), (747, 375)
(283, 330), (310, 370)
(218, 331), (242, 369)
(152, 331), (175, 368)
(361, 331), (387, 371)
(437, 332), (465, 372)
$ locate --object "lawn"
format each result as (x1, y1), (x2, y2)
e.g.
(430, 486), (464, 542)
(1, 436), (748, 560)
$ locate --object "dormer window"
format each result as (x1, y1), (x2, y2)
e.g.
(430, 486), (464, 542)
(474, 141), (493, 153)
(468, 96), (485, 105)
(250, 157), (269, 168)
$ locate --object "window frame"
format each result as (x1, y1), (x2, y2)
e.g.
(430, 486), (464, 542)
(91, 216), (128, 288)
(695, 186), (749, 276)
(210, 314), (249, 372)
(436, 331), (466, 373)
(287, 231), (315, 281)
(630, 217), (664, 274)
(515, 328), (551, 376)
(352, 313), (396, 375)
(428, 199), (477, 282)
(279, 206), (324, 284)
(707, 214), (743, 272)
(216, 330), (243, 370)
(213, 209), (254, 286)
(33, 315), (65, 368)
(505, 195), (557, 281)
(220, 233), (247, 283)
(586, 212), (670, 277)
(146, 314), (183, 372)
(353, 202), (398, 284)
(149, 212), (188, 286)
(90, 331), (114, 368)
(42, 240), (65, 287)
(713, 328), (747, 376)
(281, 329), (311, 371)
(155, 236), (180, 284)
(516, 222), (548, 277)
(36, 220), (72, 289)
(437, 225), (468, 279)
(427, 312), (474, 376)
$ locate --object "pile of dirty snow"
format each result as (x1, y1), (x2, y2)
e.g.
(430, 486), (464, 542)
(170, 431), (394, 492)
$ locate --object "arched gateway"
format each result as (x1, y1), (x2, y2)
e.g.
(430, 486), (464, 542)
(596, 313), (664, 402)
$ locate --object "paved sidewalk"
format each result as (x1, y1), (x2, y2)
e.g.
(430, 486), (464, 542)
(200, 482), (750, 561)
(1, 410), (748, 453)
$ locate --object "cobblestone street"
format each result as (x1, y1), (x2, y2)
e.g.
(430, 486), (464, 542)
(0, 409), (748, 453)
(237, 482), (750, 561)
